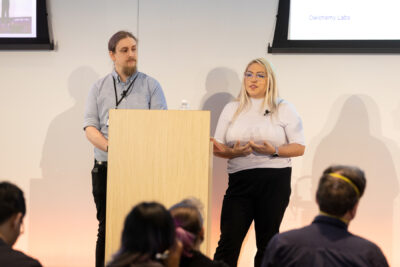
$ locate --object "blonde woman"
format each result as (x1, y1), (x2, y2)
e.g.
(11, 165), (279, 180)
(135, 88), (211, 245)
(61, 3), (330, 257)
(212, 58), (305, 267)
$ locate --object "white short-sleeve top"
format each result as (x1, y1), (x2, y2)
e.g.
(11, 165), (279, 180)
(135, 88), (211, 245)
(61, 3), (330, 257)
(214, 98), (305, 173)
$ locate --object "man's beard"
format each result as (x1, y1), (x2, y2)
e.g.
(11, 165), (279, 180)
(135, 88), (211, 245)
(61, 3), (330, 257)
(122, 65), (137, 77)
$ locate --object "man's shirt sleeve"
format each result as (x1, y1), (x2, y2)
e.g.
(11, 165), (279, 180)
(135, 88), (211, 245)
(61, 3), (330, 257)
(83, 82), (100, 130)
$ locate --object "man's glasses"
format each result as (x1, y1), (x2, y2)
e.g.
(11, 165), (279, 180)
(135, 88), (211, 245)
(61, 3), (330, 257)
(244, 72), (266, 79)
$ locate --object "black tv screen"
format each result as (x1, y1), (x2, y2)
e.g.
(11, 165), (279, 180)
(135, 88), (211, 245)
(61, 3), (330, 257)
(0, 0), (53, 50)
(268, 0), (400, 53)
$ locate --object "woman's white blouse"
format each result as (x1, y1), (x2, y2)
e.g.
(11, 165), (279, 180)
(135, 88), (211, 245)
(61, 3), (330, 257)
(214, 98), (305, 173)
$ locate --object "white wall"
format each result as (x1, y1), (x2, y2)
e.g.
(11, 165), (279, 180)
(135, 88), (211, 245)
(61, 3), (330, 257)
(1, 0), (138, 266)
(0, 0), (399, 266)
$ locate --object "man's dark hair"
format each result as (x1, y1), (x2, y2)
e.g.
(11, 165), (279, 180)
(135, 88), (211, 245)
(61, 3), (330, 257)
(108, 31), (137, 53)
(0, 181), (26, 224)
(316, 165), (366, 217)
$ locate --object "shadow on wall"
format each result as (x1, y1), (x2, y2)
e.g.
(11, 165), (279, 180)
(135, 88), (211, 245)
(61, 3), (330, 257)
(200, 67), (237, 257)
(298, 95), (399, 264)
(29, 67), (99, 267)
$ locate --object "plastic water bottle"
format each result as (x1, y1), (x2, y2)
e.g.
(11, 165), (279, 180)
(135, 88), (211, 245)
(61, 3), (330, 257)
(180, 99), (189, 110)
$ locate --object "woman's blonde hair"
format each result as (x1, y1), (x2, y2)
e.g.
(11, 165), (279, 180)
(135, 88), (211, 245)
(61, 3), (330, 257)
(233, 58), (279, 120)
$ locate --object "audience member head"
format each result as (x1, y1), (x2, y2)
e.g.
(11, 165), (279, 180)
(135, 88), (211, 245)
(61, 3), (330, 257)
(108, 202), (175, 266)
(169, 198), (204, 257)
(316, 165), (366, 220)
(0, 181), (26, 246)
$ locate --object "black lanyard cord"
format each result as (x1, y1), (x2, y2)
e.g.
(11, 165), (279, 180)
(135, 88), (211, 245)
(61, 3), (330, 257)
(113, 74), (138, 109)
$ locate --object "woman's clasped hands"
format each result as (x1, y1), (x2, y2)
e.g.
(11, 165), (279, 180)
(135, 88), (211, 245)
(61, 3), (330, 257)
(211, 138), (276, 159)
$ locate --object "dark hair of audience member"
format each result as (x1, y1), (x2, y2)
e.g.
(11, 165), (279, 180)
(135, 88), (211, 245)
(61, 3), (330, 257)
(0, 181), (26, 224)
(316, 165), (366, 217)
(107, 202), (175, 266)
(169, 198), (204, 257)
(108, 31), (137, 53)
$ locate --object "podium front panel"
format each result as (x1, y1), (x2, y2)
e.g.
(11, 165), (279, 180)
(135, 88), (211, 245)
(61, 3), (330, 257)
(105, 110), (211, 263)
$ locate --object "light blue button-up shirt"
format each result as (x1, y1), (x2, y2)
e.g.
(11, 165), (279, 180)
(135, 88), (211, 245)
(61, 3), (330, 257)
(84, 70), (167, 161)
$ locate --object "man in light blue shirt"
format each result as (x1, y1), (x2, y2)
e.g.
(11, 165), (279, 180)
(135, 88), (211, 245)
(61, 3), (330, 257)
(83, 30), (167, 267)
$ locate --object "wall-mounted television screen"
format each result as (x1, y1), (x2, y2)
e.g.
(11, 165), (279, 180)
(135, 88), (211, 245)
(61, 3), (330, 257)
(0, 0), (53, 50)
(268, 0), (400, 53)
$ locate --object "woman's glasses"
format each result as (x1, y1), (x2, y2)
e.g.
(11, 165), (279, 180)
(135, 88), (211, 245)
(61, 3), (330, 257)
(244, 72), (266, 79)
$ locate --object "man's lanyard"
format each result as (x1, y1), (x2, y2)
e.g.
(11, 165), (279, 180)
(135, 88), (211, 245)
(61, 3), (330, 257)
(113, 75), (138, 109)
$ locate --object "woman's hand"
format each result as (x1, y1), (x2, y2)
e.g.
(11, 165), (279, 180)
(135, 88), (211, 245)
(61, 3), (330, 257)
(249, 140), (275, 155)
(249, 141), (306, 157)
(211, 138), (252, 159)
(211, 137), (227, 154)
(231, 141), (253, 157)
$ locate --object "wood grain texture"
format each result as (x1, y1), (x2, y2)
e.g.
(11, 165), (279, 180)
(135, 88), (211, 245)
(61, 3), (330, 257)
(105, 110), (212, 263)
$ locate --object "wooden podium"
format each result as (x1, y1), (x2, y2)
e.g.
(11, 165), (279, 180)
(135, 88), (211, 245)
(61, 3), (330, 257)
(105, 109), (212, 263)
